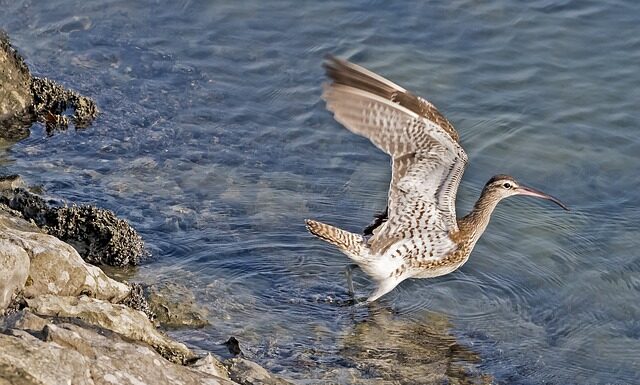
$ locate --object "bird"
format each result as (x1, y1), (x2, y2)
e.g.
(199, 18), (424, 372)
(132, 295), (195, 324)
(305, 55), (568, 302)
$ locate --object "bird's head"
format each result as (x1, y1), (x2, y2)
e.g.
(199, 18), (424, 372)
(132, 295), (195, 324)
(483, 174), (568, 210)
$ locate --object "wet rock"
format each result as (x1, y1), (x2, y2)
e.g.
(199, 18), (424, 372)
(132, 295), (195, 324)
(0, 238), (29, 313)
(0, 29), (98, 136)
(223, 337), (243, 357)
(225, 358), (294, 385)
(0, 311), (237, 385)
(0, 175), (25, 191)
(30, 76), (98, 130)
(1, 188), (145, 266)
(26, 294), (195, 364)
(0, 30), (32, 140)
(146, 282), (210, 329)
(119, 282), (156, 322)
(49, 205), (145, 266)
(0, 188), (49, 226)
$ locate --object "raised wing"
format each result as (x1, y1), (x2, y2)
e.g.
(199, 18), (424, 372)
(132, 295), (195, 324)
(322, 56), (468, 256)
(323, 56), (460, 144)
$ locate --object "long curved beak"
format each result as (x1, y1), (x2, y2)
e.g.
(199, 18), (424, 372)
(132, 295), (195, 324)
(516, 185), (569, 211)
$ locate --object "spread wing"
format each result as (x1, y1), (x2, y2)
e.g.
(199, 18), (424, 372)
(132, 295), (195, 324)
(322, 56), (468, 256)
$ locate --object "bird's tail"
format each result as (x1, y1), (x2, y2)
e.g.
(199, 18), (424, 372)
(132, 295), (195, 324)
(305, 219), (367, 262)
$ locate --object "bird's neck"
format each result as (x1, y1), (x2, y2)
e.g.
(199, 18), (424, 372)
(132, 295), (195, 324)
(457, 189), (500, 248)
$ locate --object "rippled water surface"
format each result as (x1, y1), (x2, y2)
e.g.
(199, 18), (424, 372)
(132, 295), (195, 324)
(2, 1), (640, 383)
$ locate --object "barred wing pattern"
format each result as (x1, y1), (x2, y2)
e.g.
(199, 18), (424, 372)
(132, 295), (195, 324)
(322, 57), (468, 261)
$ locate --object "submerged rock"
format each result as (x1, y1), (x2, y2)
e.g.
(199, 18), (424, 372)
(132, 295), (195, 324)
(0, 30), (98, 137)
(146, 282), (210, 329)
(0, 311), (237, 385)
(1, 188), (145, 266)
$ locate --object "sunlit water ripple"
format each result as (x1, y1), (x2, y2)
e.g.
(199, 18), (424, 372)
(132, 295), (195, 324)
(2, 0), (640, 383)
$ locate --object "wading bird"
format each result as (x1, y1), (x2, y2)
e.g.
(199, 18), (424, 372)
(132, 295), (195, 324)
(306, 56), (568, 302)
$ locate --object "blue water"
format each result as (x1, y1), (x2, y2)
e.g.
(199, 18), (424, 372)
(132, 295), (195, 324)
(2, 0), (639, 383)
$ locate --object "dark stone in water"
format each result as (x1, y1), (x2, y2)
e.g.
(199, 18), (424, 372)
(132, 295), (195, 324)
(0, 187), (145, 267)
(223, 336), (243, 357)
(0, 29), (98, 138)
(30, 76), (98, 131)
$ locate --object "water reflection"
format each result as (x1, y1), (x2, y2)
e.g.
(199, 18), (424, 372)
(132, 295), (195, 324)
(338, 306), (491, 385)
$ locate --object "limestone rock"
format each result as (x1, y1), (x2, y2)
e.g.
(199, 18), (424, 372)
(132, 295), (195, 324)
(225, 358), (295, 385)
(0, 225), (131, 301)
(189, 354), (231, 380)
(0, 311), (238, 385)
(0, 203), (131, 303)
(26, 295), (195, 364)
(0, 308), (49, 331)
(0, 237), (29, 313)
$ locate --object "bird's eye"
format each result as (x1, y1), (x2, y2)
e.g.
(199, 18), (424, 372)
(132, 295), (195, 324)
(503, 182), (512, 189)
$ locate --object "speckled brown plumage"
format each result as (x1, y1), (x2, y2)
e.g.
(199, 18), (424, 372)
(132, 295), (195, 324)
(323, 56), (459, 143)
(306, 56), (568, 302)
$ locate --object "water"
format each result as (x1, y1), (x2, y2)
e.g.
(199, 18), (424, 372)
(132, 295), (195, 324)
(2, 0), (639, 383)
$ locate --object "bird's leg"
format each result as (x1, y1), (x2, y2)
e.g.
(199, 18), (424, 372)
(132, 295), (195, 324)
(363, 206), (389, 236)
(345, 263), (358, 296)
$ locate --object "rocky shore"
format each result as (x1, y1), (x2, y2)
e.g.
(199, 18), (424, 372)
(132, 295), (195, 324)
(0, 31), (98, 139)
(0, 202), (292, 385)
(0, 31), (293, 385)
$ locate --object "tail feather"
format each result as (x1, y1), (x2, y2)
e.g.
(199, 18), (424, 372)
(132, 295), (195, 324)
(305, 219), (367, 262)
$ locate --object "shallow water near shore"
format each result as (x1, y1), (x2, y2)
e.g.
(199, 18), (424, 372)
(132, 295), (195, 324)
(2, 0), (640, 383)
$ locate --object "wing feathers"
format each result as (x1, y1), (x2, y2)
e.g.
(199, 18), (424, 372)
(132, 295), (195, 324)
(324, 55), (460, 143)
(321, 56), (468, 255)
